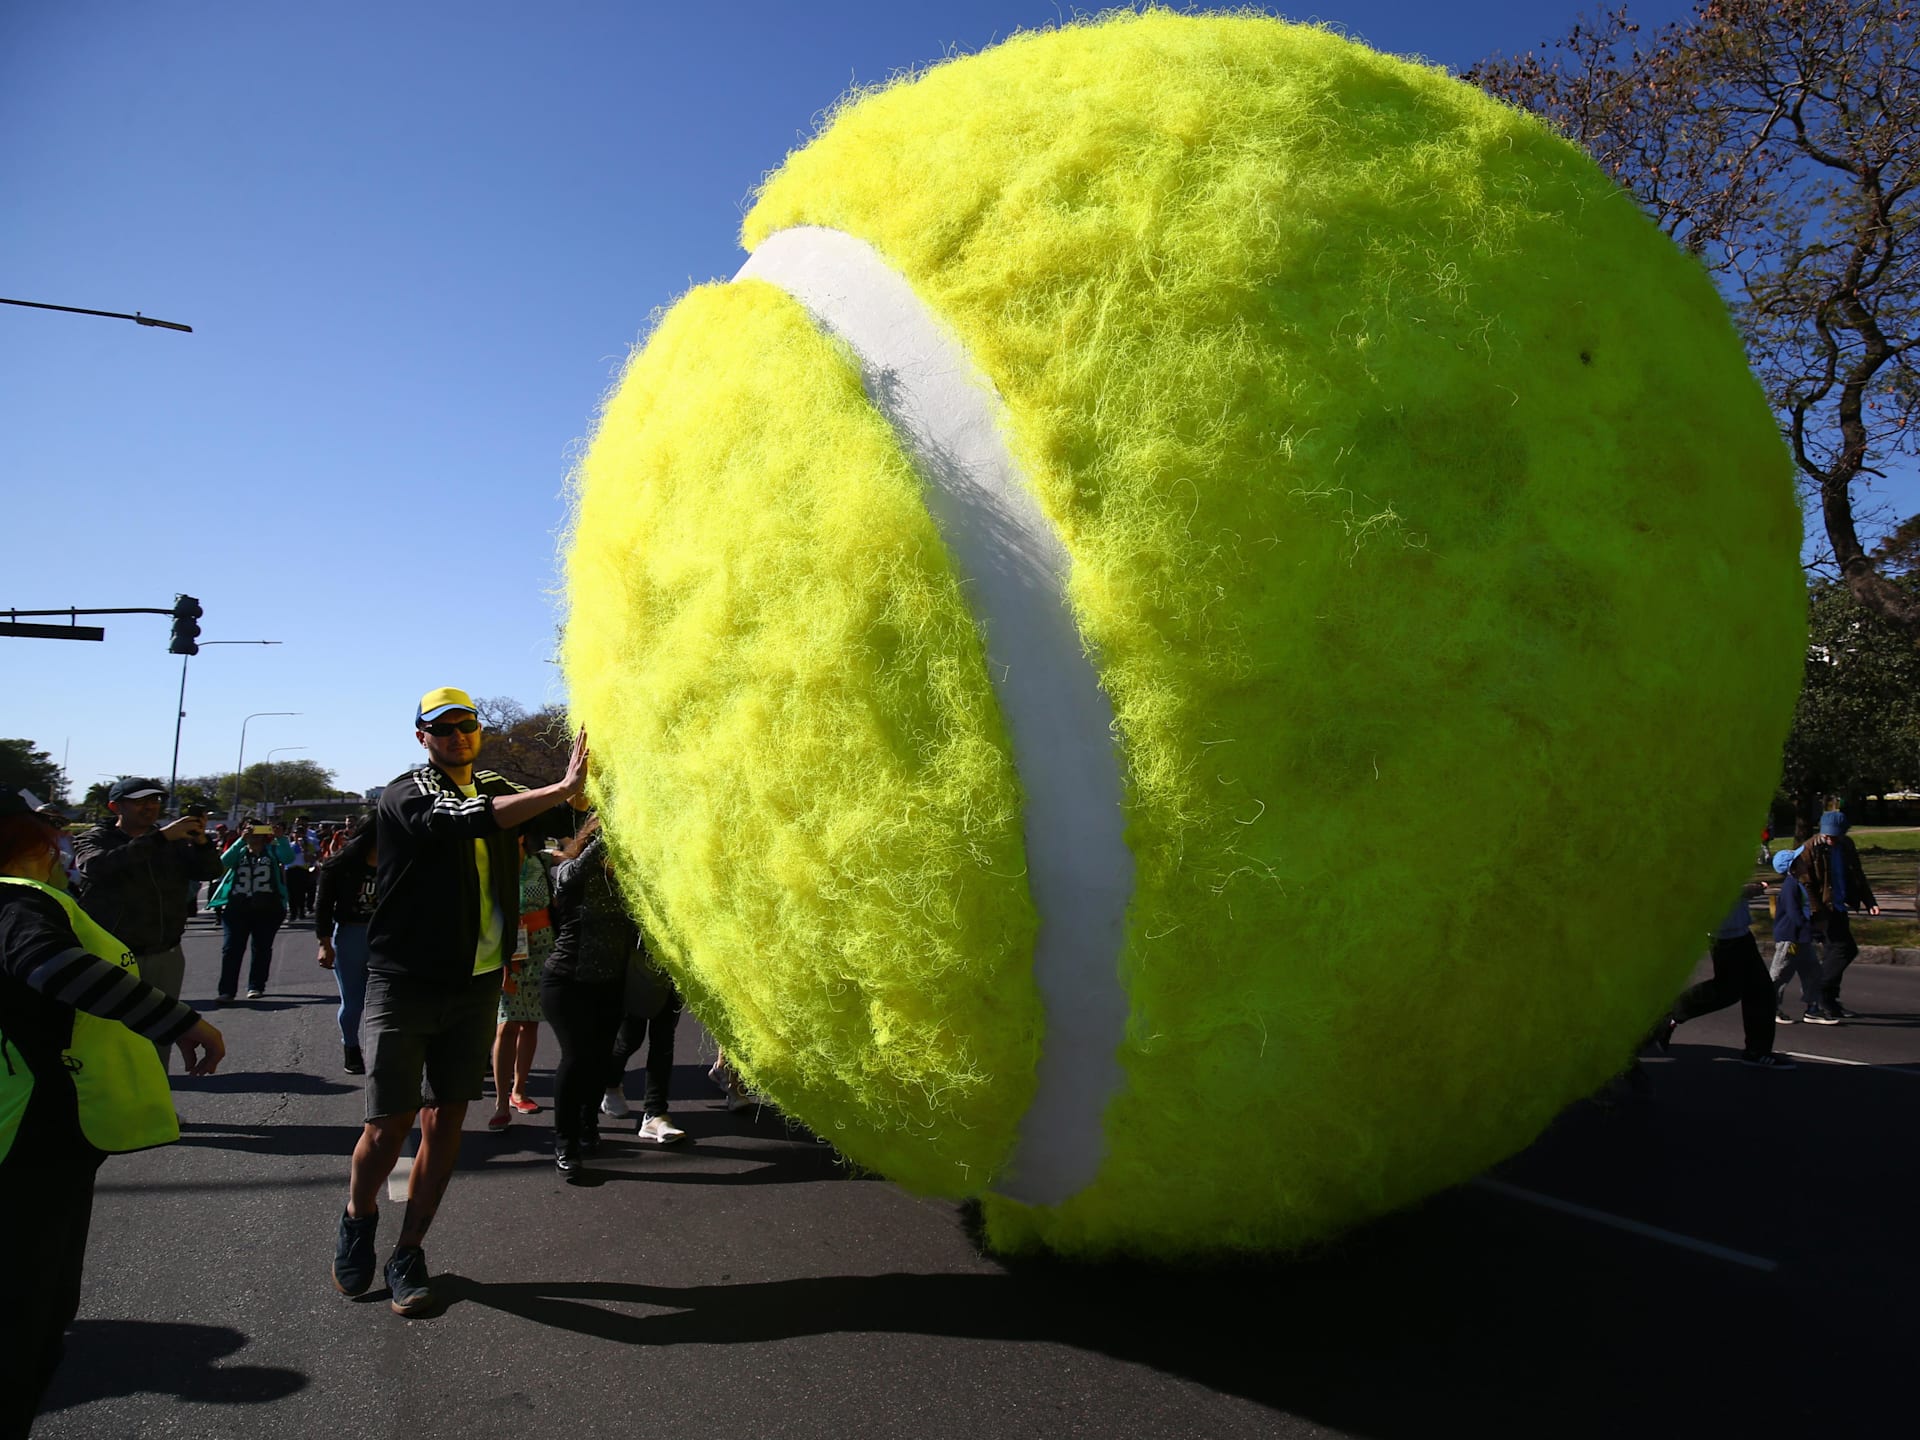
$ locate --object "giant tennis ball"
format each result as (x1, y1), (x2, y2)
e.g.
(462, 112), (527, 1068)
(563, 11), (1803, 1256)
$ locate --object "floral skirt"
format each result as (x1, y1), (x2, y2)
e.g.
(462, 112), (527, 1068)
(496, 929), (551, 1024)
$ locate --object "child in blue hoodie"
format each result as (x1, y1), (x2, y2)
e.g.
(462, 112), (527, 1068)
(1769, 845), (1836, 1024)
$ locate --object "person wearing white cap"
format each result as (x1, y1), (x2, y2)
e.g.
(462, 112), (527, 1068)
(331, 686), (588, 1317)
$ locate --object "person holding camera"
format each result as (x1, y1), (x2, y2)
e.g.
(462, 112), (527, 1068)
(72, 778), (224, 1064)
(210, 824), (292, 1001)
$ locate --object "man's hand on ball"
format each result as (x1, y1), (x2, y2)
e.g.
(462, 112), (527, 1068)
(560, 728), (591, 799)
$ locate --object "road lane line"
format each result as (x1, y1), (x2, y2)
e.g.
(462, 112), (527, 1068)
(1781, 1051), (1920, 1076)
(1470, 1178), (1779, 1272)
(388, 1146), (413, 1204)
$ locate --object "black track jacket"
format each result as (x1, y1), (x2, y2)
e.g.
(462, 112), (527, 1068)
(366, 763), (579, 985)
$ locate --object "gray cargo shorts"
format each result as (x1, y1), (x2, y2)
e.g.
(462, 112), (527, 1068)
(362, 968), (503, 1120)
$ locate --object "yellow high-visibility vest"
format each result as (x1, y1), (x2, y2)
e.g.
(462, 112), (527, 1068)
(0, 877), (180, 1163)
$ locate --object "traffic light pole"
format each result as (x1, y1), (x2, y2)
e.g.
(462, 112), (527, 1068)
(167, 640), (282, 815)
(168, 650), (191, 805)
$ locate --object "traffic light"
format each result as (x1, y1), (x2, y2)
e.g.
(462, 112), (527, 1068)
(169, 594), (202, 655)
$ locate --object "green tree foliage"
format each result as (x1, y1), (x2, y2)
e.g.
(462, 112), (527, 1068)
(1779, 580), (1920, 822)
(174, 762), (348, 814)
(1470, 0), (1920, 637)
(471, 695), (573, 791)
(0, 738), (64, 803)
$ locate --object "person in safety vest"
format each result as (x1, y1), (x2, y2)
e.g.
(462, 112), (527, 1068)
(0, 792), (225, 1438)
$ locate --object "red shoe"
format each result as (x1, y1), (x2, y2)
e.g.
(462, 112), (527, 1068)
(509, 1095), (541, 1115)
(486, 1109), (511, 1131)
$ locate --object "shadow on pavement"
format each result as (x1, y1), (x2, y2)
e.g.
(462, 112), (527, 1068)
(173, 1070), (358, 1096)
(550, 1139), (856, 1188)
(40, 1319), (306, 1412)
(437, 1051), (1909, 1440)
(176, 1120), (364, 1157)
(198, 995), (335, 1012)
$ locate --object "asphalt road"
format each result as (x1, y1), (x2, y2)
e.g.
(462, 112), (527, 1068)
(31, 923), (1919, 1440)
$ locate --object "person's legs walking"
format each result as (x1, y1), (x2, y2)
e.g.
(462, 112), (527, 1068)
(544, 979), (621, 1157)
(332, 923), (369, 1053)
(1820, 911), (1861, 1012)
(641, 994), (684, 1118)
(1671, 949), (1739, 1026)
(397, 1102), (468, 1249)
(606, 1012), (645, 1099)
(135, 943), (187, 1066)
(0, 1106), (103, 1440)
(245, 904), (285, 994)
(1728, 933), (1778, 1056)
(217, 903), (248, 998)
(511, 1022), (539, 1101)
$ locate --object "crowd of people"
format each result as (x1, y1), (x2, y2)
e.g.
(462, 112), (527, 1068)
(0, 683), (752, 1434)
(3, 679), (1902, 1435)
(1654, 809), (1881, 1072)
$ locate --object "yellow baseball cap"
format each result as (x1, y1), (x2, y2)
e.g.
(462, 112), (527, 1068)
(416, 686), (477, 723)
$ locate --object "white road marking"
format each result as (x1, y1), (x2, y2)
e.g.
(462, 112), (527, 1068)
(387, 1146), (413, 1204)
(1781, 1051), (1920, 1076)
(1470, 1177), (1780, 1273)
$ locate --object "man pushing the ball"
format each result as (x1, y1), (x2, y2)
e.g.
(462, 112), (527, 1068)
(331, 686), (589, 1315)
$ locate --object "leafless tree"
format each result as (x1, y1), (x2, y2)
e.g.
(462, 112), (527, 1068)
(1470, 0), (1920, 635)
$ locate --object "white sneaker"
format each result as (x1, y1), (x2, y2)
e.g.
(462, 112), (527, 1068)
(600, 1088), (631, 1119)
(637, 1113), (686, 1144)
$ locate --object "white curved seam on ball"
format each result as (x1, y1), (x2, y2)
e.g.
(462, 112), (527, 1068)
(736, 225), (1135, 1208)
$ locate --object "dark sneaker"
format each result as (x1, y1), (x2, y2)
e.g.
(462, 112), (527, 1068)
(1826, 1001), (1859, 1019)
(385, 1245), (434, 1316)
(555, 1138), (582, 1176)
(343, 1045), (366, 1074)
(1801, 1007), (1841, 1025)
(1775, 1009), (1796, 1025)
(1649, 1016), (1677, 1054)
(1740, 1051), (1797, 1070)
(333, 1209), (378, 1296)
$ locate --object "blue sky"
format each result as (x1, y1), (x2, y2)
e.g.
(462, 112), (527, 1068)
(1, 0), (1781, 797)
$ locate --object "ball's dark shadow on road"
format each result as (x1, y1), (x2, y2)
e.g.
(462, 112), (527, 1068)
(39, 1320), (306, 1412)
(436, 1055), (1909, 1440)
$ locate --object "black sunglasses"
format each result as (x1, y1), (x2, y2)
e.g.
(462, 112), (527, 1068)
(419, 717), (481, 737)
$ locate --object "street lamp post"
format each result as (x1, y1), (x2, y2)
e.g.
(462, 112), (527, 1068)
(167, 640), (282, 813)
(264, 746), (306, 814)
(232, 712), (299, 824)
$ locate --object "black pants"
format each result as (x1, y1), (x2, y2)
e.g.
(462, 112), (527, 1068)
(218, 897), (286, 997)
(1819, 911), (1860, 1008)
(541, 975), (624, 1141)
(1674, 932), (1776, 1056)
(285, 868), (311, 920)
(0, 1091), (104, 1440)
(607, 989), (683, 1117)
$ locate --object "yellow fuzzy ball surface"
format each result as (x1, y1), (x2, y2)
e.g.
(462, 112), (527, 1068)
(564, 12), (1804, 1256)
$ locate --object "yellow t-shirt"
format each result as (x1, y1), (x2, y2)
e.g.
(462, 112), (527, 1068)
(459, 781), (504, 976)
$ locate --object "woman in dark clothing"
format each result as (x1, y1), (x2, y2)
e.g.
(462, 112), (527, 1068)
(0, 793), (225, 1437)
(604, 973), (687, 1144)
(314, 815), (378, 1074)
(541, 818), (638, 1175)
